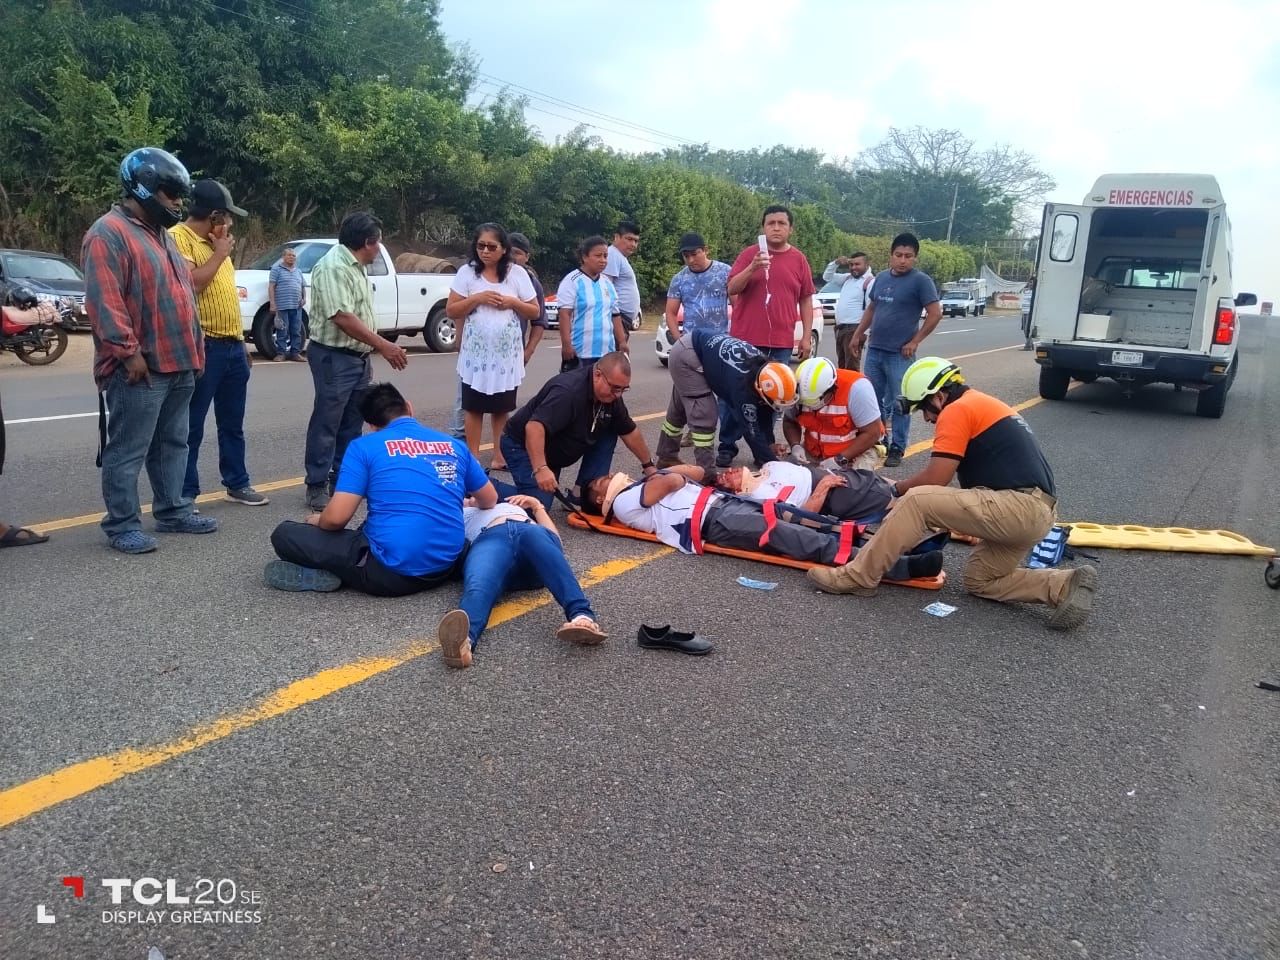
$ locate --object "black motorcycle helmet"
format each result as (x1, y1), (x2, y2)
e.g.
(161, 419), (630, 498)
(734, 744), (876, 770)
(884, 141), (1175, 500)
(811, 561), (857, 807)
(1, 281), (39, 309)
(119, 147), (192, 228)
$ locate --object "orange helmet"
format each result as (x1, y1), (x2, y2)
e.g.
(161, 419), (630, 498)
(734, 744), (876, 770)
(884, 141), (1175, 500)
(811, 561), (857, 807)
(755, 361), (798, 411)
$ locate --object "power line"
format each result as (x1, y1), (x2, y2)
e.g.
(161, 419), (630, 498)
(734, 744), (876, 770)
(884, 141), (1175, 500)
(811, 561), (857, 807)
(475, 71), (698, 146)
(470, 80), (687, 150)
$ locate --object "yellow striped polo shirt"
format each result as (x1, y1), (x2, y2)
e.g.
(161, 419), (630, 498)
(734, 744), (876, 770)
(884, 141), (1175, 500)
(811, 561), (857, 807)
(168, 222), (243, 339)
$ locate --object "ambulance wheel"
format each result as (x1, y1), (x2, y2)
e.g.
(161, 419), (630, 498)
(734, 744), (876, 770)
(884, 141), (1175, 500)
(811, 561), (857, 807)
(1265, 558), (1280, 590)
(1038, 366), (1070, 401)
(1195, 376), (1229, 419)
(659, 356), (668, 367)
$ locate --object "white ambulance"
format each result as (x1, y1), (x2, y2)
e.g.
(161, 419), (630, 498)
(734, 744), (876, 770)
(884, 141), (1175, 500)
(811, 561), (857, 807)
(1028, 174), (1256, 417)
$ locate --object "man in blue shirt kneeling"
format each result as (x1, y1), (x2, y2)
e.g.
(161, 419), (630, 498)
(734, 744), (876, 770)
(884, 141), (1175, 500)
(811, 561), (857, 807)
(266, 382), (498, 596)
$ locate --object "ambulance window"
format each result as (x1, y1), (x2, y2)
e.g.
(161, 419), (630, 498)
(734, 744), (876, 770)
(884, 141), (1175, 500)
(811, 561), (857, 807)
(1049, 214), (1079, 261)
(1204, 216), (1219, 269)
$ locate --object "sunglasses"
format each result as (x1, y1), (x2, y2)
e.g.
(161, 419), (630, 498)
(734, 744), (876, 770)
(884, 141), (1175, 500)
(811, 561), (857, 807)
(475, 241), (502, 252)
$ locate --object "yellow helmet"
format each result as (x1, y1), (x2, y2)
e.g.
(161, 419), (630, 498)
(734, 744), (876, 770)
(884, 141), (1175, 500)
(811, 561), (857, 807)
(795, 357), (837, 410)
(897, 356), (964, 415)
(755, 361), (798, 411)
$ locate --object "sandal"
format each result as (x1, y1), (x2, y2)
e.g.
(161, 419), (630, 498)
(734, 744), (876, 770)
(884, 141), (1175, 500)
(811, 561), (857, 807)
(0, 525), (49, 548)
(556, 615), (608, 646)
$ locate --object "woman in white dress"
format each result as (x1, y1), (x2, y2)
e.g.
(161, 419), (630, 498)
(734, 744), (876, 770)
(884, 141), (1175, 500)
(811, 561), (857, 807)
(447, 223), (540, 468)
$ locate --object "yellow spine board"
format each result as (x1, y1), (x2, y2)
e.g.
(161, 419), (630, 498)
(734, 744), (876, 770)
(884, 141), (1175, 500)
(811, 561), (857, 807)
(1062, 522), (1276, 557)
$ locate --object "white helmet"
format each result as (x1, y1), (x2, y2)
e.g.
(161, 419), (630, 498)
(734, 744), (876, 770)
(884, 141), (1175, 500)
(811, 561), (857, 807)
(795, 357), (837, 410)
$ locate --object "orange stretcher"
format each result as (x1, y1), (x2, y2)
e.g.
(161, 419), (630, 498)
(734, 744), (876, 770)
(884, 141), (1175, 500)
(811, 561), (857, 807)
(565, 512), (946, 590)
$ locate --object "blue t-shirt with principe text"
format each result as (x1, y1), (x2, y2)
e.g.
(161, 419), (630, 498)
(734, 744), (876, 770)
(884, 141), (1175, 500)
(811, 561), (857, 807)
(336, 417), (488, 576)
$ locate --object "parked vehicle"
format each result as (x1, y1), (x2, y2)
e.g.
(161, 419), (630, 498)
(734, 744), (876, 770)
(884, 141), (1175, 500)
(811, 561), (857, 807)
(939, 289), (977, 317)
(0, 249), (89, 330)
(0, 287), (76, 365)
(940, 278), (987, 316)
(235, 240), (455, 357)
(1029, 173), (1256, 418)
(815, 280), (841, 322)
(543, 293), (642, 332)
(654, 295), (825, 366)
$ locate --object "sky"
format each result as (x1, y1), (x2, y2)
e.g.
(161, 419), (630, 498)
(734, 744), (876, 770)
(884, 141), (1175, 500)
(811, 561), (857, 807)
(439, 0), (1280, 301)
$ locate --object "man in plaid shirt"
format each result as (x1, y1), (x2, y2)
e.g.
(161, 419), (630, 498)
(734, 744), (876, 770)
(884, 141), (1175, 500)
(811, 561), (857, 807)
(83, 147), (219, 554)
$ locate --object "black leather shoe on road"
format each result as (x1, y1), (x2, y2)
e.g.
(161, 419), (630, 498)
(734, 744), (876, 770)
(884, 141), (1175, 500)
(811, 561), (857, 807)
(637, 624), (713, 656)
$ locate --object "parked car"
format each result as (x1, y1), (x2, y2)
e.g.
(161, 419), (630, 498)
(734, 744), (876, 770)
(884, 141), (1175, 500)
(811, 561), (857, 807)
(0, 248), (89, 330)
(815, 279), (841, 323)
(235, 240), (455, 357)
(654, 295), (825, 366)
(939, 289), (978, 317)
(543, 292), (642, 332)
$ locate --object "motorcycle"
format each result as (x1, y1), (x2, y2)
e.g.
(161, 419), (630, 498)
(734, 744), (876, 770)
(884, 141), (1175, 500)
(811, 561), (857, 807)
(0, 294), (75, 366)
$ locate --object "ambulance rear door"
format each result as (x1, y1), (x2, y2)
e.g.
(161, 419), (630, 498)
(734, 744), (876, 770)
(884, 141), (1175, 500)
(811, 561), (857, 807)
(1029, 203), (1093, 342)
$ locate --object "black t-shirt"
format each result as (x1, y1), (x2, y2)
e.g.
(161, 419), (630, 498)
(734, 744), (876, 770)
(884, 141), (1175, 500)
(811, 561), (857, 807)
(931, 387), (1056, 496)
(505, 364), (636, 470)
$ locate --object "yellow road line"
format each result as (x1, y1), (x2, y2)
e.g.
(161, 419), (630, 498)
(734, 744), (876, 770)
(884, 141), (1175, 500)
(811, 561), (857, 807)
(0, 547), (670, 830)
(897, 382), (1071, 462)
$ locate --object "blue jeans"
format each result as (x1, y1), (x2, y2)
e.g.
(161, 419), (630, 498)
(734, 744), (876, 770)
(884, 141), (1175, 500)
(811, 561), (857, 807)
(717, 345), (792, 464)
(460, 520), (594, 647)
(184, 338), (251, 498)
(304, 343), (371, 488)
(274, 308), (305, 357)
(863, 346), (912, 452)
(499, 430), (620, 508)
(100, 368), (197, 537)
(448, 375), (465, 439)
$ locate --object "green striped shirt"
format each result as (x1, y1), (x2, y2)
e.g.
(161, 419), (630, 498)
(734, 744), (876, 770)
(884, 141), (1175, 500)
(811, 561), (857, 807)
(308, 243), (375, 352)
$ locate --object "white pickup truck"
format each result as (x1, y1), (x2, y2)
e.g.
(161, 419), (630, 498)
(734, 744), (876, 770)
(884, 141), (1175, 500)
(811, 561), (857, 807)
(235, 239), (455, 357)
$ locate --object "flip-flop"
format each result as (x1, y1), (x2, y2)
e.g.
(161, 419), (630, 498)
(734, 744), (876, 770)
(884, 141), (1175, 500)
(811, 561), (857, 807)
(0, 526), (49, 548)
(556, 617), (608, 646)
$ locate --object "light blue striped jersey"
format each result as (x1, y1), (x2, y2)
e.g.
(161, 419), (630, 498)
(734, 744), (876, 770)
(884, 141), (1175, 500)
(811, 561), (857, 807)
(556, 269), (619, 358)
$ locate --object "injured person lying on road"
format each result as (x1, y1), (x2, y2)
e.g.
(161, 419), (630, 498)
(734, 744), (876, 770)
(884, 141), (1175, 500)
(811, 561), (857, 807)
(583, 465), (944, 580)
(711, 459), (895, 523)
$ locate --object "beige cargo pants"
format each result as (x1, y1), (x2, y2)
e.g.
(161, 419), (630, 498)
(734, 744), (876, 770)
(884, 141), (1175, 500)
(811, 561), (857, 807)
(848, 485), (1075, 604)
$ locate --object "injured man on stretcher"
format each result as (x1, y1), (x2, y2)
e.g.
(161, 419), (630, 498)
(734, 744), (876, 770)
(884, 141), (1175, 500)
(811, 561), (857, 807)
(712, 459), (894, 522)
(583, 465), (944, 579)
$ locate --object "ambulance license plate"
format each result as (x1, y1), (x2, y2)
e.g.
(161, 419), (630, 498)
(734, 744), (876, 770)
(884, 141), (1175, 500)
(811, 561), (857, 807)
(1111, 350), (1143, 365)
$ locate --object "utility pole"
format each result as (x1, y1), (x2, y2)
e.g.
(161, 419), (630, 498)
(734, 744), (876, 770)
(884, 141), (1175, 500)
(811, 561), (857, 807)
(945, 183), (959, 244)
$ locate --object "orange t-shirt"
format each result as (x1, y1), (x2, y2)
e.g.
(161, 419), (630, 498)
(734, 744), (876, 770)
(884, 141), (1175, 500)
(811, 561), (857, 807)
(932, 388), (1055, 494)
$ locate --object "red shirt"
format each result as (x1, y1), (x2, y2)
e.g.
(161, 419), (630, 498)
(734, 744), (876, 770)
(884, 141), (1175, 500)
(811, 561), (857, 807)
(727, 244), (815, 349)
(82, 205), (203, 387)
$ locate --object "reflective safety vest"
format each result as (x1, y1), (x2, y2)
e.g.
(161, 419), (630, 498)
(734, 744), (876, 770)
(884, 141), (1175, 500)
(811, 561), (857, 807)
(795, 369), (878, 460)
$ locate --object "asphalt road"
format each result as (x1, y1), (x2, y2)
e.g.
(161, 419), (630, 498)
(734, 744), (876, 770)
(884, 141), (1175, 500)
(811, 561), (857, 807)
(2, 310), (1277, 960)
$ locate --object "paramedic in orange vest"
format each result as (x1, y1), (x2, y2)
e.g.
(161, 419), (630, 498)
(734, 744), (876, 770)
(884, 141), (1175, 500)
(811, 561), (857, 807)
(783, 357), (884, 471)
(807, 356), (1099, 631)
